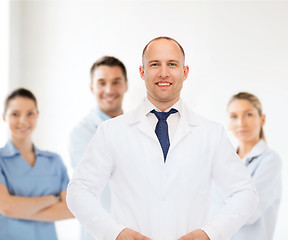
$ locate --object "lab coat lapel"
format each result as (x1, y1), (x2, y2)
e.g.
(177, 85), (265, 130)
(128, 102), (158, 142)
(137, 117), (158, 142)
(169, 104), (200, 152)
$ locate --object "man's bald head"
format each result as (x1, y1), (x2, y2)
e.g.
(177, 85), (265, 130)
(142, 37), (185, 66)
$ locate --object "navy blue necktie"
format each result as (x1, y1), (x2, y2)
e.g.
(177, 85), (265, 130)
(151, 108), (178, 162)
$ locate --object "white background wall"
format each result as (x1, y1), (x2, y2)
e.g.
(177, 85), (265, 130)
(1, 1), (287, 239)
(0, 0), (9, 143)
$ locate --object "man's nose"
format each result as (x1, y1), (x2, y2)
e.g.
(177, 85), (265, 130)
(159, 66), (169, 79)
(104, 84), (113, 94)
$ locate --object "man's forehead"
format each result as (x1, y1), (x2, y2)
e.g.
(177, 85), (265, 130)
(147, 39), (181, 51)
(93, 66), (124, 79)
(143, 39), (184, 63)
(94, 65), (122, 74)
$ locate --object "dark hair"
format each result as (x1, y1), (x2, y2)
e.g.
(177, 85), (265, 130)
(228, 92), (265, 141)
(142, 36), (185, 65)
(4, 88), (38, 114)
(90, 56), (127, 82)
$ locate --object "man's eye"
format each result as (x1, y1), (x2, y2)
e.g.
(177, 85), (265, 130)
(98, 82), (105, 86)
(150, 63), (158, 67)
(169, 63), (176, 66)
(27, 112), (35, 117)
(11, 113), (19, 117)
(230, 115), (237, 119)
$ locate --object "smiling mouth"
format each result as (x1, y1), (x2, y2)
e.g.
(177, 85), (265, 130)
(103, 95), (118, 103)
(156, 82), (172, 86)
(17, 128), (30, 133)
(238, 130), (249, 134)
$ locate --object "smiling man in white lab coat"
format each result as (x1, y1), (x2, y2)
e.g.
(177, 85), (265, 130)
(67, 37), (258, 240)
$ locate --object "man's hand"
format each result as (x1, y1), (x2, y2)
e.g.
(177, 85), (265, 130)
(116, 228), (152, 240)
(178, 229), (210, 240)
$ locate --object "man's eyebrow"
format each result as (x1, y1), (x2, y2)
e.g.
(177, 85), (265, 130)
(147, 60), (180, 63)
(147, 60), (160, 64)
(113, 77), (123, 81)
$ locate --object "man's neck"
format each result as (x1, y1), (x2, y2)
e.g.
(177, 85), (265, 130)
(147, 96), (180, 112)
(98, 107), (123, 118)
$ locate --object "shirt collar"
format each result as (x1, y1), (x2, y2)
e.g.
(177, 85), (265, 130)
(1, 140), (20, 157)
(94, 107), (111, 121)
(33, 145), (51, 157)
(1, 140), (51, 158)
(128, 97), (200, 126)
(241, 139), (268, 165)
(143, 97), (183, 116)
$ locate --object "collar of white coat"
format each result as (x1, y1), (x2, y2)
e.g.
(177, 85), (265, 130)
(128, 97), (201, 126)
(241, 139), (268, 165)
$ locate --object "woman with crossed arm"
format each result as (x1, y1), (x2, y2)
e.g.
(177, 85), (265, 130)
(0, 88), (74, 240)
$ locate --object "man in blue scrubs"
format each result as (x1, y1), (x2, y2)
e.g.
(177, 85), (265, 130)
(68, 56), (128, 240)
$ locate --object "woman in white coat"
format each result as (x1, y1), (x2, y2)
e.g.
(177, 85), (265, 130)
(212, 92), (282, 240)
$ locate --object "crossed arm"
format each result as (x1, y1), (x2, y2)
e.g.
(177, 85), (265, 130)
(0, 184), (74, 221)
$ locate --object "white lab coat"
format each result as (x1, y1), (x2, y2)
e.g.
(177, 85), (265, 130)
(67, 99), (258, 240)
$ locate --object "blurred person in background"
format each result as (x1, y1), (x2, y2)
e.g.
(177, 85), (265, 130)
(212, 92), (282, 240)
(69, 56), (128, 240)
(0, 88), (74, 240)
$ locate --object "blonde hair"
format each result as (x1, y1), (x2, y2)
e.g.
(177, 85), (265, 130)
(228, 92), (265, 141)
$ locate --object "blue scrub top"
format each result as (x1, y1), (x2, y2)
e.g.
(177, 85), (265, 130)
(0, 141), (69, 240)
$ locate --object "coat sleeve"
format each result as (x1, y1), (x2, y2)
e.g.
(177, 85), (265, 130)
(245, 151), (282, 224)
(201, 125), (259, 240)
(66, 123), (125, 240)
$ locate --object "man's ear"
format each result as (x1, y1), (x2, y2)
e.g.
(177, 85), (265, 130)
(139, 66), (145, 80)
(90, 82), (94, 94)
(124, 80), (128, 93)
(183, 65), (189, 81)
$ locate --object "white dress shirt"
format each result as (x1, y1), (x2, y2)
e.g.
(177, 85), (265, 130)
(67, 98), (258, 240)
(211, 140), (282, 240)
(145, 97), (182, 142)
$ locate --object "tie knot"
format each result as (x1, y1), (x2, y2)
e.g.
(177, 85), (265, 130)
(151, 108), (178, 121)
